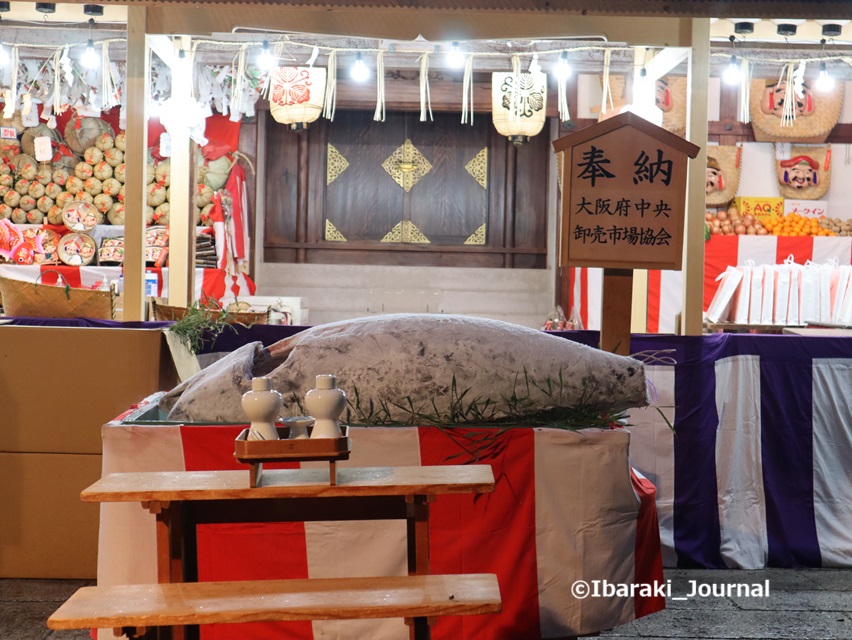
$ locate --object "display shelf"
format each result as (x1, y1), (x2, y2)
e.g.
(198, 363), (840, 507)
(0, 264), (255, 305)
(704, 322), (792, 334)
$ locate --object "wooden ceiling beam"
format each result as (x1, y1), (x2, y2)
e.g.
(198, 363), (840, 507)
(50, 0), (852, 21)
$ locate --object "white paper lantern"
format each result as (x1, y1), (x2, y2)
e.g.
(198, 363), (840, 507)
(269, 66), (327, 131)
(491, 70), (547, 145)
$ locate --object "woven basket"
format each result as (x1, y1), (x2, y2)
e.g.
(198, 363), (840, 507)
(0, 273), (115, 319)
(151, 298), (269, 325)
(749, 77), (843, 143)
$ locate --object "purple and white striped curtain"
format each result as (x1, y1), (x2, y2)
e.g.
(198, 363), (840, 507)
(626, 332), (852, 569)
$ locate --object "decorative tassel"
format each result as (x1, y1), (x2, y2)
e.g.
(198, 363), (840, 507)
(601, 49), (613, 116)
(780, 63), (796, 127)
(738, 58), (751, 124)
(373, 50), (385, 122)
(461, 54), (475, 125)
(323, 50), (338, 121)
(419, 53), (433, 122)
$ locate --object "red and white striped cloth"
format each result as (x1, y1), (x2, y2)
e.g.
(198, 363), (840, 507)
(568, 236), (852, 332)
(97, 419), (664, 640)
(0, 265), (255, 302)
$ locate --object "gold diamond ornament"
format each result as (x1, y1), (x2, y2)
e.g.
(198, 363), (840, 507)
(324, 220), (347, 242)
(327, 144), (349, 185)
(465, 148), (488, 190)
(381, 220), (430, 244)
(382, 139), (432, 192)
(464, 223), (486, 245)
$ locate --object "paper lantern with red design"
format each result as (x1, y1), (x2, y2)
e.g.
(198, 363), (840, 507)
(269, 66), (327, 131)
(491, 70), (548, 145)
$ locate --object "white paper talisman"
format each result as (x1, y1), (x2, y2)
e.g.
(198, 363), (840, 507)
(33, 136), (53, 162)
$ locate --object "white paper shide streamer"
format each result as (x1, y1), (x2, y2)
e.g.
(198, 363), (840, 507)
(101, 42), (121, 110)
(230, 44), (248, 120)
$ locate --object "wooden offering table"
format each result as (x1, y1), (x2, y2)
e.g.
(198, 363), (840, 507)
(49, 465), (499, 639)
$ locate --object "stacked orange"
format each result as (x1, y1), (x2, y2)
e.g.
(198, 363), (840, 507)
(762, 214), (837, 237)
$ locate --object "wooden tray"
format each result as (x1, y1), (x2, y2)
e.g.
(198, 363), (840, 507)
(234, 425), (350, 487)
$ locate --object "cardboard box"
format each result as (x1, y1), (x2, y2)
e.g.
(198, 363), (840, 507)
(0, 452), (101, 578)
(784, 199), (829, 219)
(0, 326), (178, 454)
(734, 197), (784, 221)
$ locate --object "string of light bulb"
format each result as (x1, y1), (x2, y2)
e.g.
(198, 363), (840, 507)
(4, 33), (849, 85)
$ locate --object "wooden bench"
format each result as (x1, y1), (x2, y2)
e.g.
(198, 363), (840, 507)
(48, 573), (501, 638)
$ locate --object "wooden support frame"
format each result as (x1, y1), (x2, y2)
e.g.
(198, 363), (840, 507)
(682, 19), (711, 335)
(123, 7), (149, 321)
(166, 35), (196, 307)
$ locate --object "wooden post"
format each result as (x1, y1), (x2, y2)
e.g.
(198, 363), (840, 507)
(631, 269), (648, 333)
(123, 7), (149, 320)
(682, 18), (711, 335)
(601, 269), (634, 355)
(167, 35), (195, 307)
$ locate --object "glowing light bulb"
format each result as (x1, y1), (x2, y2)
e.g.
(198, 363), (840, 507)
(81, 40), (100, 69)
(816, 62), (835, 92)
(447, 42), (465, 68)
(554, 51), (571, 81)
(350, 52), (369, 82)
(258, 40), (276, 71)
(723, 56), (741, 85)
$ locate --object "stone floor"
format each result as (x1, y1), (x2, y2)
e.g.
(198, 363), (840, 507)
(3, 567), (850, 639)
(599, 568), (852, 640)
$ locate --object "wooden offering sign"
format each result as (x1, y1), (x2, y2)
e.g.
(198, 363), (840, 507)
(553, 112), (699, 271)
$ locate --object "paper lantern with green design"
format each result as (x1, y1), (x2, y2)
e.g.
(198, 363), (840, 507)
(491, 70), (547, 145)
(269, 66), (327, 131)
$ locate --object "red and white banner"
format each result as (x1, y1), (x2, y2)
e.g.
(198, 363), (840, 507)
(97, 420), (664, 640)
(0, 265), (255, 302)
(568, 236), (852, 332)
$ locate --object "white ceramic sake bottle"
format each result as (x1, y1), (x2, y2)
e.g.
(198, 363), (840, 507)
(242, 377), (282, 441)
(304, 374), (347, 439)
